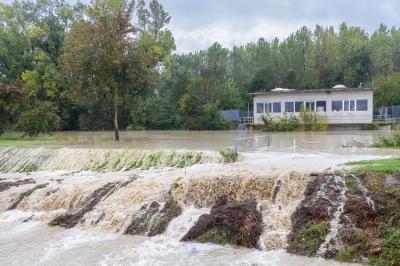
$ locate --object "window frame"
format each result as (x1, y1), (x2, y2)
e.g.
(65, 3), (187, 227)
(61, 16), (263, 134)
(332, 100), (343, 112)
(285, 102), (295, 113)
(256, 103), (264, 114)
(356, 99), (368, 111)
(273, 102), (281, 113)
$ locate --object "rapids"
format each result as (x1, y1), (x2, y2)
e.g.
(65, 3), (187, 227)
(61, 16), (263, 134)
(0, 146), (387, 265)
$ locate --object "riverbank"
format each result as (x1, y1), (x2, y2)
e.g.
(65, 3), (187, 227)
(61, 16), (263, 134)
(287, 159), (400, 265)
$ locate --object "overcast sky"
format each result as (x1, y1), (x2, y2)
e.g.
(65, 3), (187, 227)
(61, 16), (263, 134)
(2, 0), (400, 53)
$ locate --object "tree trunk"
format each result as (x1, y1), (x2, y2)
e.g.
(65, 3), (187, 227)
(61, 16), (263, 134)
(113, 90), (120, 141)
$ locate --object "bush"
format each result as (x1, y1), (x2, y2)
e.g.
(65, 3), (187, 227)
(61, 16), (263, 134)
(16, 102), (61, 136)
(261, 109), (327, 132)
(375, 125), (400, 148)
(199, 103), (230, 130)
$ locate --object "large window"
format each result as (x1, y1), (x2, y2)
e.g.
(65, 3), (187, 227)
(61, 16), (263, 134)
(357, 100), (368, 111)
(273, 102), (281, 113)
(285, 102), (294, 112)
(305, 101), (315, 112)
(295, 101), (303, 112)
(264, 103), (272, 113)
(256, 103), (264, 113)
(332, 101), (343, 112)
(316, 101), (326, 112)
(344, 100), (355, 111)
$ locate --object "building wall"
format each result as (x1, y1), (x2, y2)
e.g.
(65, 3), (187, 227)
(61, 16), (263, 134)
(253, 89), (373, 124)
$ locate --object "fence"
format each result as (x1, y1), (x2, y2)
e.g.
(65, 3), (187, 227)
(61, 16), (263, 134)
(232, 135), (271, 154)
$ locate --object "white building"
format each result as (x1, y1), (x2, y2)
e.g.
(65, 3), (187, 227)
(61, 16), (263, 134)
(252, 87), (373, 124)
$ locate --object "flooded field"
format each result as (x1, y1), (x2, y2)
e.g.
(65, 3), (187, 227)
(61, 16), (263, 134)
(55, 129), (394, 154)
(0, 129), (397, 266)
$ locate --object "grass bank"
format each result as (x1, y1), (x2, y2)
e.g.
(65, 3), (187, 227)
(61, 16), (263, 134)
(0, 133), (70, 147)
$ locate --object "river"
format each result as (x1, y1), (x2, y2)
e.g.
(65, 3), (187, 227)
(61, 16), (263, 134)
(0, 130), (395, 265)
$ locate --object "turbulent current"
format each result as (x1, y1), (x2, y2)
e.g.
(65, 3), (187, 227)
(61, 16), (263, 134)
(0, 147), (372, 265)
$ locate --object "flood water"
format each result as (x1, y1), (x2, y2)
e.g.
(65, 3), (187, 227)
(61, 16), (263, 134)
(0, 129), (396, 266)
(56, 129), (394, 155)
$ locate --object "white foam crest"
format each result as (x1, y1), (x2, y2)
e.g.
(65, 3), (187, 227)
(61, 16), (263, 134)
(317, 176), (348, 256)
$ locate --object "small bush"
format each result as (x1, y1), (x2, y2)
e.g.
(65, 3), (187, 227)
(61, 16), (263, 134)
(297, 221), (330, 256)
(261, 109), (327, 132)
(375, 125), (400, 148)
(200, 103), (230, 130)
(16, 102), (61, 136)
(220, 148), (238, 163)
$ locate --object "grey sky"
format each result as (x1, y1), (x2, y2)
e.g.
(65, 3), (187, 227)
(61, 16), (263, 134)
(2, 0), (400, 53)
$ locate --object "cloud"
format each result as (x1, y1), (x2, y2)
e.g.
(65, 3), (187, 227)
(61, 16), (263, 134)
(162, 0), (400, 53)
(1, 0), (400, 53)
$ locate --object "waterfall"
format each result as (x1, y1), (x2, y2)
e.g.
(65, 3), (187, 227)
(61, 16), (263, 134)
(0, 147), (222, 173)
(0, 157), (312, 251)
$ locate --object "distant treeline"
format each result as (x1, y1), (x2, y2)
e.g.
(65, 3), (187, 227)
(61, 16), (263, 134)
(1, 0), (400, 135)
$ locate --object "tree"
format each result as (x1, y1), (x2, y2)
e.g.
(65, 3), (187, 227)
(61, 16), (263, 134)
(0, 80), (25, 135)
(16, 101), (60, 136)
(373, 73), (400, 108)
(62, 0), (174, 140)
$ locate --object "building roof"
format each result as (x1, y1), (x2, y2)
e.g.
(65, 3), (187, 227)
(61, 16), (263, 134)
(250, 87), (373, 96)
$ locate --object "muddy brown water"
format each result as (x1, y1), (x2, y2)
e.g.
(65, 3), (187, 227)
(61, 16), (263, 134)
(0, 129), (395, 265)
(56, 129), (395, 154)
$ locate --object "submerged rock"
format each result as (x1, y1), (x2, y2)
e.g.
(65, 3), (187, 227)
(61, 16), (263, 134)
(125, 198), (182, 237)
(181, 196), (263, 248)
(0, 178), (35, 192)
(8, 183), (48, 210)
(49, 182), (124, 228)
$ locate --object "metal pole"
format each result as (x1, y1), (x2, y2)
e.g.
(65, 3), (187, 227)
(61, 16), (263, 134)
(293, 138), (296, 153)
(184, 153), (187, 176)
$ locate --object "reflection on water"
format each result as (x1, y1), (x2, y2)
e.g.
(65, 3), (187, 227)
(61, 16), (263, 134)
(55, 130), (394, 155)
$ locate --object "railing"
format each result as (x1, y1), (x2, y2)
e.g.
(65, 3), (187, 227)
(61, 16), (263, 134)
(232, 135), (271, 154)
(240, 117), (254, 124)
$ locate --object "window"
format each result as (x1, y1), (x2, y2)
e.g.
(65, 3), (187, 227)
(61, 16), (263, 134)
(256, 103), (264, 113)
(264, 103), (272, 113)
(316, 101), (326, 112)
(273, 102), (281, 113)
(295, 101), (303, 112)
(357, 100), (368, 111)
(285, 102), (294, 112)
(305, 101), (315, 111)
(332, 101), (343, 112)
(344, 100), (355, 111)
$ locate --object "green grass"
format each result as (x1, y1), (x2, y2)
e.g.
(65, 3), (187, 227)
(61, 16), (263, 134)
(196, 227), (232, 245)
(0, 132), (70, 147)
(297, 221), (330, 256)
(344, 158), (400, 174)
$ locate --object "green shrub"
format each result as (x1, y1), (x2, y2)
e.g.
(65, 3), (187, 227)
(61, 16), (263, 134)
(375, 125), (400, 148)
(220, 148), (238, 163)
(16, 102), (61, 136)
(200, 103), (230, 130)
(297, 221), (330, 256)
(261, 109), (327, 132)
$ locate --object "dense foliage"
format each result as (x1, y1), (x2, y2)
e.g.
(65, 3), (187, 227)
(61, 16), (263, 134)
(1, 0), (400, 134)
(261, 109), (328, 132)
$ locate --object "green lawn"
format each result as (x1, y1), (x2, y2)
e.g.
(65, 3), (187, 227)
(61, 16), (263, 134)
(344, 158), (400, 174)
(0, 132), (71, 147)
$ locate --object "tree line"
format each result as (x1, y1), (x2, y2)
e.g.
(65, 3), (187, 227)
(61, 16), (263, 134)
(1, 0), (400, 137)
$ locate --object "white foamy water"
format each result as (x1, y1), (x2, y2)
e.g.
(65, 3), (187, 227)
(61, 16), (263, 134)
(0, 211), (357, 266)
(0, 136), (393, 266)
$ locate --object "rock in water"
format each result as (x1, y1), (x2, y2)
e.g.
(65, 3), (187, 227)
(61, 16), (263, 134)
(125, 198), (182, 236)
(0, 178), (35, 192)
(49, 182), (120, 228)
(287, 174), (345, 256)
(181, 196), (263, 248)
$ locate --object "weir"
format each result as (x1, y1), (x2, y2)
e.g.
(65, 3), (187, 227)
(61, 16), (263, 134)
(0, 147), (386, 265)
